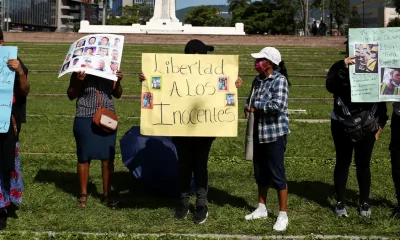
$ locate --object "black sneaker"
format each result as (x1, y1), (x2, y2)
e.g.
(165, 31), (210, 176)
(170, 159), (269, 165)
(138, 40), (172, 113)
(175, 203), (189, 220)
(358, 202), (371, 218)
(0, 209), (8, 230)
(194, 205), (208, 224)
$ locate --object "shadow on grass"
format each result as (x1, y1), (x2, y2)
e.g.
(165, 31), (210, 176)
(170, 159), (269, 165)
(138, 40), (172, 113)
(289, 180), (395, 209)
(34, 169), (101, 199)
(34, 169), (252, 211)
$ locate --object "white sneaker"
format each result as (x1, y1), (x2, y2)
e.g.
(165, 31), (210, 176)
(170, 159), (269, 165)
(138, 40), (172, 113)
(245, 209), (268, 220)
(273, 215), (288, 231)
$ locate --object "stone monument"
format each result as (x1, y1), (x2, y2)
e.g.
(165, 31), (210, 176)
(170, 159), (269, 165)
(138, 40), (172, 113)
(79, 0), (245, 35)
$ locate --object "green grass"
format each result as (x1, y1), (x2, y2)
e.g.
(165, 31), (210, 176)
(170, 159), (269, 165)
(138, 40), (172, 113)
(3, 42), (399, 237)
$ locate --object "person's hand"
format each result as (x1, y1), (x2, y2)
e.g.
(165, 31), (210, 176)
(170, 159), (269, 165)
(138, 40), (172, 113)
(235, 76), (243, 88)
(116, 71), (123, 82)
(76, 71), (86, 81)
(244, 106), (255, 118)
(139, 73), (146, 82)
(344, 56), (356, 68)
(7, 59), (24, 75)
(375, 126), (383, 140)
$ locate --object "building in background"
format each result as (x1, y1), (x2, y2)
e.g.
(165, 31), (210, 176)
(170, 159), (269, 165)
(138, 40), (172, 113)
(1, 0), (58, 32)
(350, 0), (398, 27)
(112, 0), (123, 16)
(134, 0), (155, 6)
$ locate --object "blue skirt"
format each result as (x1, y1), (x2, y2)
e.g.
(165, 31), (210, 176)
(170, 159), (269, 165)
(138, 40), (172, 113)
(73, 117), (117, 163)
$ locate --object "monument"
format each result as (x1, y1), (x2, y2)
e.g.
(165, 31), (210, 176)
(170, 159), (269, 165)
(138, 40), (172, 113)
(79, 0), (245, 35)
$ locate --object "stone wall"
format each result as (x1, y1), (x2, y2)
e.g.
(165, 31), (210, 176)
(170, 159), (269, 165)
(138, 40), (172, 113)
(4, 32), (346, 47)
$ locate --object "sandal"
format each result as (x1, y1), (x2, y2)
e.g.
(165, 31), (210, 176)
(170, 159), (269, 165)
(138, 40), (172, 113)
(78, 194), (87, 208)
(101, 195), (118, 209)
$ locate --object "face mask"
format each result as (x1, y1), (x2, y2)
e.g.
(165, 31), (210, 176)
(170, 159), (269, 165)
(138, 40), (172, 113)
(255, 61), (265, 73)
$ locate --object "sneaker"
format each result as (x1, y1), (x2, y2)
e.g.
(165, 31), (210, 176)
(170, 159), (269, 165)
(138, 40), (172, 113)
(0, 209), (7, 230)
(194, 205), (208, 224)
(334, 201), (348, 217)
(273, 215), (288, 232)
(245, 208), (268, 220)
(175, 203), (189, 220)
(358, 202), (371, 218)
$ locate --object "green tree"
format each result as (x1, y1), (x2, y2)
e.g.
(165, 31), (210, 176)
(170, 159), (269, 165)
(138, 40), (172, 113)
(231, 0), (296, 35)
(185, 6), (229, 27)
(388, 17), (400, 27)
(394, 0), (400, 14)
(227, 0), (251, 14)
(106, 5), (140, 25)
(330, 0), (350, 35)
(348, 6), (361, 28)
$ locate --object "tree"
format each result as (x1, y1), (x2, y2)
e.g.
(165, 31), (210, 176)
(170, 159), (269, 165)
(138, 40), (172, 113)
(330, 0), (350, 35)
(185, 6), (229, 27)
(388, 17), (400, 27)
(231, 0), (296, 35)
(296, 0), (308, 36)
(348, 6), (361, 28)
(227, 0), (251, 14)
(106, 5), (140, 25)
(394, 0), (400, 14)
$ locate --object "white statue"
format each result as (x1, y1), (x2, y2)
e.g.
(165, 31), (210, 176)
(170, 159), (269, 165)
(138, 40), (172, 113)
(150, 0), (179, 23)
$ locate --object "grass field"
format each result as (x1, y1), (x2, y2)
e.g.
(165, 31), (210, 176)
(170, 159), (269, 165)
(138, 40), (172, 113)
(2, 42), (400, 239)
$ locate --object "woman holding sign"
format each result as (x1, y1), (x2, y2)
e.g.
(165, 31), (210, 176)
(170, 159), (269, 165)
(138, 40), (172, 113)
(139, 39), (243, 225)
(0, 29), (30, 230)
(326, 40), (387, 218)
(244, 47), (290, 232)
(67, 70), (123, 208)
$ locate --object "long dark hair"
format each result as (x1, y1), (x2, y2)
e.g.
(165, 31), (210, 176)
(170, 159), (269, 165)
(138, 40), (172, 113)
(271, 60), (291, 86)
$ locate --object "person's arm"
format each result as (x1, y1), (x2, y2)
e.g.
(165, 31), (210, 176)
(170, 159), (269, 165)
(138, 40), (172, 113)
(253, 75), (288, 113)
(326, 57), (355, 94)
(8, 59), (30, 96)
(112, 71), (123, 99)
(67, 71), (86, 100)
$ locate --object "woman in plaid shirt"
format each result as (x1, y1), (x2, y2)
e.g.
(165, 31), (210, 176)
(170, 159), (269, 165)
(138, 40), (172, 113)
(244, 47), (290, 232)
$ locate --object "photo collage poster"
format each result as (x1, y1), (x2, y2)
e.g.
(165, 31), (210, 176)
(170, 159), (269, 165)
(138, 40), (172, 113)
(58, 34), (124, 81)
(349, 27), (400, 102)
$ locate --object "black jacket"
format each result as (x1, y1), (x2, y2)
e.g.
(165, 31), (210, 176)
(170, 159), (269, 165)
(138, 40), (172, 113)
(326, 60), (388, 128)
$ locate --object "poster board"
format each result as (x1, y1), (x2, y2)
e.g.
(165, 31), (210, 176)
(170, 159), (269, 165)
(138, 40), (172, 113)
(0, 46), (18, 132)
(349, 27), (400, 102)
(58, 34), (124, 81)
(140, 53), (239, 137)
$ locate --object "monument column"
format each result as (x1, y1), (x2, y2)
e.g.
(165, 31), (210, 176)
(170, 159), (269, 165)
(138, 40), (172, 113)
(149, 0), (179, 23)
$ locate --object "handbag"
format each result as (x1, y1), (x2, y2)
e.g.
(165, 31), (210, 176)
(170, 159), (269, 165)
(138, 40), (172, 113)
(93, 90), (118, 132)
(336, 98), (379, 142)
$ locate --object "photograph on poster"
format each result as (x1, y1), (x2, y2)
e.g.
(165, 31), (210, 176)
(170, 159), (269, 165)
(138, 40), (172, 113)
(380, 67), (400, 98)
(354, 43), (379, 74)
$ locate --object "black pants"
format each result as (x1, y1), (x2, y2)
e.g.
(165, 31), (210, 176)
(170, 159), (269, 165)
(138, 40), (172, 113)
(390, 113), (400, 205)
(172, 137), (215, 207)
(331, 119), (376, 204)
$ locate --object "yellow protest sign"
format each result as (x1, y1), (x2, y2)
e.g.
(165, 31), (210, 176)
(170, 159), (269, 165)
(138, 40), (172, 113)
(140, 53), (239, 137)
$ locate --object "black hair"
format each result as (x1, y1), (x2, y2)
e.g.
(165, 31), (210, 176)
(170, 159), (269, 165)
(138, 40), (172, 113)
(271, 60), (291, 86)
(0, 28), (3, 41)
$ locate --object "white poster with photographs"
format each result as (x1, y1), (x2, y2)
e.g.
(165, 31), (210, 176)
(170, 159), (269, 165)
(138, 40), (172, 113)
(58, 34), (124, 81)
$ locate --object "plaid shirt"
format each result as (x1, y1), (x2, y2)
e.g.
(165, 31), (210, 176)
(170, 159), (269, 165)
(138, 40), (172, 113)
(246, 71), (290, 143)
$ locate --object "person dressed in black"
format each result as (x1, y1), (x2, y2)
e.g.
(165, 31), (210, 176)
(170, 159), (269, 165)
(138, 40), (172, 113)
(390, 100), (400, 216)
(0, 27), (30, 229)
(326, 40), (388, 218)
(139, 39), (243, 224)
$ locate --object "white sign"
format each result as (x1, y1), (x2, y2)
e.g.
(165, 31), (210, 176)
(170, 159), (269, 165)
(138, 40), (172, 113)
(58, 34), (124, 81)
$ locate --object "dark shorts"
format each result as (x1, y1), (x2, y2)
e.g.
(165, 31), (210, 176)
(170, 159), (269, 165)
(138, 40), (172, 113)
(253, 135), (287, 190)
(73, 117), (117, 163)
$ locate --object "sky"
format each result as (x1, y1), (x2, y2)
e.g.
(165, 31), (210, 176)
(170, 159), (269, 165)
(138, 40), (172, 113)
(176, 0), (229, 10)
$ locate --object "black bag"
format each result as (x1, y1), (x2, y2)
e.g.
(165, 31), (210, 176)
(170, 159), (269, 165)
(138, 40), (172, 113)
(336, 100), (379, 142)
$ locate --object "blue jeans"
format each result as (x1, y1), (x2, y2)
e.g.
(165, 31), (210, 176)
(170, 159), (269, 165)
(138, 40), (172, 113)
(253, 135), (287, 190)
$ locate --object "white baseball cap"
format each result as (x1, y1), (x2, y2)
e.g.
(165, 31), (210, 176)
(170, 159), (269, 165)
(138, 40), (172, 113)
(251, 47), (282, 65)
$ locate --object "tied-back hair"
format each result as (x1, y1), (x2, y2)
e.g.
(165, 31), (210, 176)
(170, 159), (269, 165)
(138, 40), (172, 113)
(271, 60), (291, 86)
